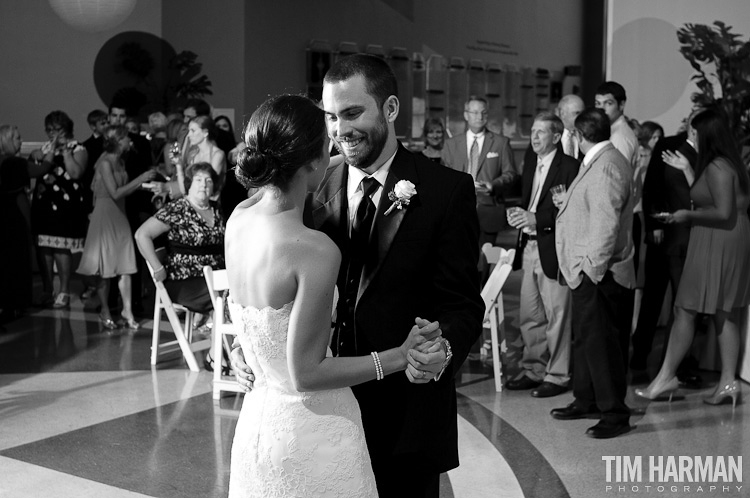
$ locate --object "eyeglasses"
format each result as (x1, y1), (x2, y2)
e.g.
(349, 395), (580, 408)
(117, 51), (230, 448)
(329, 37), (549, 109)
(466, 111), (488, 117)
(45, 126), (63, 133)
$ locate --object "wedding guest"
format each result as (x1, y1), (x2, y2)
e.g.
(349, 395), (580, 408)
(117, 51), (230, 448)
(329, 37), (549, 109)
(636, 108), (750, 407)
(29, 111), (89, 308)
(631, 110), (699, 384)
(147, 112), (169, 167)
(553, 108), (635, 439)
(77, 126), (156, 328)
(639, 121), (664, 150)
(110, 102), (154, 313)
(135, 162), (225, 315)
(213, 114), (239, 156)
(165, 116), (226, 200)
(0, 125), (33, 321)
(421, 117), (445, 164)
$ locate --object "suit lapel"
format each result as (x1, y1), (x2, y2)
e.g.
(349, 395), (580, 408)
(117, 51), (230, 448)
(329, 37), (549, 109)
(538, 150), (562, 205)
(357, 145), (418, 302)
(476, 131), (494, 176)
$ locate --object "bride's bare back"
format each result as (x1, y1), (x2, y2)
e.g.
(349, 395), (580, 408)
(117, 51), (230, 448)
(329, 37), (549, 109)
(225, 190), (340, 313)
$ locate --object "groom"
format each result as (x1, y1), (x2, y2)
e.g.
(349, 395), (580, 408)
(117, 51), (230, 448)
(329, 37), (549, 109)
(234, 54), (483, 497)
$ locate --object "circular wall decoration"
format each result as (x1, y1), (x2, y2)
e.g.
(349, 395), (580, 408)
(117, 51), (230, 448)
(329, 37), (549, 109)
(94, 31), (177, 116)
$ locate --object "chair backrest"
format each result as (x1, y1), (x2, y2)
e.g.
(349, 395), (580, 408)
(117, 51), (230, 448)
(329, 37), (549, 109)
(482, 243), (515, 268)
(481, 258), (513, 319)
(203, 266), (229, 307)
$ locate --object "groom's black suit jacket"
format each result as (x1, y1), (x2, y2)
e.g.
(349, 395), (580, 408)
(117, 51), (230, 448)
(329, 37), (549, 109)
(305, 144), (484, 473)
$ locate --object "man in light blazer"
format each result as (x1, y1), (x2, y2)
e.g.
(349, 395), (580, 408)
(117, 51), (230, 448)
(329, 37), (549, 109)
(552, 107), (635, 439)
(441, 96), (517, 268)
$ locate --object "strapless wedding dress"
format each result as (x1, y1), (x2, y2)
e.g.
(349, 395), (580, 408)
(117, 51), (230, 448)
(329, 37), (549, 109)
(227, 299), (378, 498)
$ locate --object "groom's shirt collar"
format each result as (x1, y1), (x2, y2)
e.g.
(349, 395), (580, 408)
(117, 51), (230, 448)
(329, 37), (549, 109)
(346, 150), (397, 232)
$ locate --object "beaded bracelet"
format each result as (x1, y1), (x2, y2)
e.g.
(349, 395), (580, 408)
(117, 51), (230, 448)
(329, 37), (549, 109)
(370, 351), (383, 381)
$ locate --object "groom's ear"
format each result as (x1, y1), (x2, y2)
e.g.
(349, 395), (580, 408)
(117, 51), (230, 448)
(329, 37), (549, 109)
(383, 96), (399, 123)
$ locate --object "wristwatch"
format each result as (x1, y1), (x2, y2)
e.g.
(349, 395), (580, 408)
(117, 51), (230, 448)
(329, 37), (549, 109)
(434, 339), (453, 382)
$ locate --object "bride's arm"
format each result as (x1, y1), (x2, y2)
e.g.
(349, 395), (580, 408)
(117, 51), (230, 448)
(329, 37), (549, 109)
(287, 234), (439, 392)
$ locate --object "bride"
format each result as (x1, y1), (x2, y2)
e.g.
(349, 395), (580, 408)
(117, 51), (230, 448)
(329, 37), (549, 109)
(224, 94), (441, 498)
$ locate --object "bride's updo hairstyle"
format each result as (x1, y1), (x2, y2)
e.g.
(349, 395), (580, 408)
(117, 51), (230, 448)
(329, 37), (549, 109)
(236, 94), (326, 191)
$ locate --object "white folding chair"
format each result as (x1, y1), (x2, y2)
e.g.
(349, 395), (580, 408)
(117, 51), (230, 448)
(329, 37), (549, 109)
(203, 266), (245, 399)
(480, 246), (515, 392)
(147, 252), (211, 372)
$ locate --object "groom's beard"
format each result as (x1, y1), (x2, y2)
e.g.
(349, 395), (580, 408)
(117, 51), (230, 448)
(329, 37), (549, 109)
(333, 112), (389, 169)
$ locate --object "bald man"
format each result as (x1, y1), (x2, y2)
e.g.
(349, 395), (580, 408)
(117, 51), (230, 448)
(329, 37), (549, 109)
(556, 94), (584, 161)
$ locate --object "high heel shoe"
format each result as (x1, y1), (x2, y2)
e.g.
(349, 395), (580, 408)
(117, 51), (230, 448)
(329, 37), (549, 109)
(635, 377), (682, 402)
(99, 314), (117, 330)
(703, 380), (741, 409)
(120, 312), (140, 330)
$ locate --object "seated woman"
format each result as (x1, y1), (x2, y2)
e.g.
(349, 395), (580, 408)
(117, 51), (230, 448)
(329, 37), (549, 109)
(421, 117), (446, 164)
(135, 162), (225, 315)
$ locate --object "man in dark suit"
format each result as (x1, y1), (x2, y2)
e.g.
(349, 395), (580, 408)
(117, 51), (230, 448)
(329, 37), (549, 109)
(234, 54), (484, 498)
(506, 112), (579, 397)
(441, 96), (517, 278)
(553, 108), (635, 439)
(630, 111), (700, 383)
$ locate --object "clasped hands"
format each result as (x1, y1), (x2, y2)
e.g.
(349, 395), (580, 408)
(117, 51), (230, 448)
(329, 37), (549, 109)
(404, 317), (445, 384)
(229, 317), (447, 392)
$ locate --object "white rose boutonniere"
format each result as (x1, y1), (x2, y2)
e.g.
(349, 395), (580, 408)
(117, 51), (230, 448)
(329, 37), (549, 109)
(384, 180), (417, 216)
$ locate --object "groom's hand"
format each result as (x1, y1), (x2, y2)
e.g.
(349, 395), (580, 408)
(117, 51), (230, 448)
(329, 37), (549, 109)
(230, 344), (255, 392)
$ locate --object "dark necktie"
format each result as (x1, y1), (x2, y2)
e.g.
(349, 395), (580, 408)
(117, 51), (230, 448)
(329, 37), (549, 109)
(336, 177), (380, 356)
(469, 136), (480, 179)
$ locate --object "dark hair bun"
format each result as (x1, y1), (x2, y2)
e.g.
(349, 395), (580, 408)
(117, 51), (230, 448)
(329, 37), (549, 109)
(235, 146), (280, 189)
(235, 94), (326, 192)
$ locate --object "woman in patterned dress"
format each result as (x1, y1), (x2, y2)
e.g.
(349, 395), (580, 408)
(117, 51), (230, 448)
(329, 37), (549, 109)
(29, 111), (89, 308)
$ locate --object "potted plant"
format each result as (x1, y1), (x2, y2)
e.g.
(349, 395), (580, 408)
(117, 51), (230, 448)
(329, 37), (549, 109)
(677, 21), (750, 159)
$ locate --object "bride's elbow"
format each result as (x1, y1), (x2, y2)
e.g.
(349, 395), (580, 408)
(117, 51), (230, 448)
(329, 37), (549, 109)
(290, 370), (318, 392)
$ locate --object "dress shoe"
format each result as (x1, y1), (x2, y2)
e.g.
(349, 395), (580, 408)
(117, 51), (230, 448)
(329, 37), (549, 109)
(506, 375), (542, 391)
(585, 420), (631, 439)
(531, 382), (568, 398)
(703, 380), (741, 409)
(635, 377), (683, 402)
(551, 403), (601, 420)
(677, 373), (703, 389)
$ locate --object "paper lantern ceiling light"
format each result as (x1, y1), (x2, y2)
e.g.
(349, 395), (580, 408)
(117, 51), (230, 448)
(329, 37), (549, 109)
(48, 0), (137, 33)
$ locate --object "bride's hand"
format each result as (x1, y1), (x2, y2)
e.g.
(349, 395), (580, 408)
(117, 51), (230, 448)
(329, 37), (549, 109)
(662, 150), (689, 171)
(230, 345), (255, 392)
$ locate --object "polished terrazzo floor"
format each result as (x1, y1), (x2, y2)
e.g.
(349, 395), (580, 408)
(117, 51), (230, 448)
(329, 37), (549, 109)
(1, 266), (747, 498)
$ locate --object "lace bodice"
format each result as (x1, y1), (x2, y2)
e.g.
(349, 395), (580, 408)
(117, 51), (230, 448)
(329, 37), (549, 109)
(227, 298), (378, 498)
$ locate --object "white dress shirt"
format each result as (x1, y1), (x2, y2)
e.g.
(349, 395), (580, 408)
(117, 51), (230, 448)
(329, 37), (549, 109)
(465, 130), (486, 160)
(346, 151), (396, 234)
